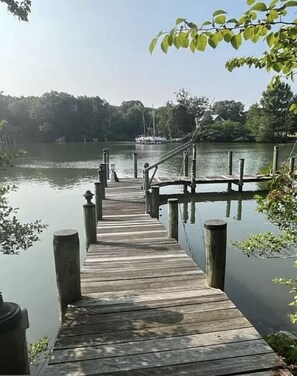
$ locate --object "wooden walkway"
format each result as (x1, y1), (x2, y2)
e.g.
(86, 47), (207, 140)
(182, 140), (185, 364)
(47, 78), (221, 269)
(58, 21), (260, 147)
(46, 178), (286, 375)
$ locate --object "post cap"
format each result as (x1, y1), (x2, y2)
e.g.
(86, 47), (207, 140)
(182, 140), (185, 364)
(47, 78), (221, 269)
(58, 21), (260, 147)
(83, 190), (94, 204)
(204, 219), (227, 230)
(0, 293), (22, 334)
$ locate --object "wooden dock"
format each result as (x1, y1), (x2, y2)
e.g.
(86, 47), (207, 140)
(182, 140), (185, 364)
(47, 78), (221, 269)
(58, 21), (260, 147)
(46, 178), (286, 375)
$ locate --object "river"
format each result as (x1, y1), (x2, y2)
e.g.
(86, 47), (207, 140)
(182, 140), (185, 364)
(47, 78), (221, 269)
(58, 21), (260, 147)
(0, 141), (296, 372)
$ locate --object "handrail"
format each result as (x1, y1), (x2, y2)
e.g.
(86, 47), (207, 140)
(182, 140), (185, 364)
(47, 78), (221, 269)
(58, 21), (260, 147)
(145, 140), (193, 172)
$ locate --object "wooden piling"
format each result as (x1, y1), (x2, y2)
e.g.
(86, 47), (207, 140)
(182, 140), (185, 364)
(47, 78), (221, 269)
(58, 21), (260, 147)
(143, 163), (150, 213)
(94, 182), (103, 220)
(272, 145), (279, 174)
(190, 198), (195, 224)
(192, 143), (197, 160)
(150, 186), (160, 219)
(289, 157), (295, 175)
(238, 158), (244, 192)
(183, 150), (189, 177)
(98, 167), (106, 199)
(183, 202), (189, 223)
(83, 191), (97, 248)
(191, 159), (196, 193)
(168, 198), (178, 240)
(133, 152), (138, 178)
(204, 219), (227, 291)
(227, 151), (233, 191)
(100, 163), (108, 188)
(53, 229), (81, 319)
(103, 148), (110, 179)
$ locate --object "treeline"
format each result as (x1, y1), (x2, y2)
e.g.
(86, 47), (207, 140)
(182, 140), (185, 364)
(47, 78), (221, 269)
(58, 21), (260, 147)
(0, 80), (296, 143)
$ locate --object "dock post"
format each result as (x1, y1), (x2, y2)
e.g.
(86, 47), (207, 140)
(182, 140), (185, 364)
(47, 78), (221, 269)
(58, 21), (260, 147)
(0, 294), (30, 375)
(237, 197), (243, 221)
(192, 143), (197, 160)
(103, 148), (110, 179)
(53, 229), (81, 319)
(289, 157), (295, 175)
(94, 182), (103, 220)
(272, 145), (279, 174)
(191, 159), (196, 193)
(143, 163), (150, 213)
(83, 190), (97, 248)
(183, 202), (189, 223)
(98, 167), (106, 199)
(238, 158), (244, 192)
(183, 150), (189, 177)
(133, 152), (138, 178)
(168, 198), (178, 240)
(227, 151), (233, 191)
(150, 186), (160, 219)
(190, 198), (195, 224)
(204, 219), (227, 291)
(100, 163), (108, 188)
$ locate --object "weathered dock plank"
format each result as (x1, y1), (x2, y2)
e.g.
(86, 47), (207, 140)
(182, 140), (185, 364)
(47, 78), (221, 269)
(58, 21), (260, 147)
(46, 178), (286, 376)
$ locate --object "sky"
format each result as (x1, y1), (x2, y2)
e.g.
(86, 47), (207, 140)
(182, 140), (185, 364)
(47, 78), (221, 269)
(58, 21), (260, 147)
(0, 0), (294, 109)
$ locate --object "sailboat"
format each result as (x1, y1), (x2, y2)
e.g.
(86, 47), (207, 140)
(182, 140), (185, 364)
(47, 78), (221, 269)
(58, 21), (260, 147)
(135, 109), (167, 144)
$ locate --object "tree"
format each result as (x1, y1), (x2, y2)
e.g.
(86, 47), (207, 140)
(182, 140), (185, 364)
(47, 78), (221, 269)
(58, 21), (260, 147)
(150, 0), (297, 102)
(260, 79), (296, 136)
(212, 100), (246, 124)
(0, 0), (31, 21)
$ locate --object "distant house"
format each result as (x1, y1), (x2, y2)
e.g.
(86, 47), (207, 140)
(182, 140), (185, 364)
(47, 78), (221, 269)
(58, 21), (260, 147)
(195, 113), (225, 128)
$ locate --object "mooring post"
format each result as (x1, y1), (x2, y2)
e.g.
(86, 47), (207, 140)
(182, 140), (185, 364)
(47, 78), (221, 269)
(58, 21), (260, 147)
(227, 151), (233, 191)
(143, 162), (150, 213)
(100, 163), (108, 188)
(103, 148), (110, 180)
(238, 158), (244, 192)
(133, 152), (138, 178)
(53, 229), (81, 319)
(191, 158), (196, 193)
(183, 202), (189, 223)
(204, 219), (227, 291)
(183, 150), (189, 177)
(0, 294), (30, 375)
(237, 197), (243, 221)
(83, 190), (97, 248)
(150, 186), (160, 219)
(226, 200), (231, 218)
(94, 182), (103, 220)
(272, 145), (279, 174)
(190, 198), (195, 224)
(289, 157), (295, 175)
(98, 167), (106, 199)
(192, 143), (197, 160)
(168, 198), (178, 240)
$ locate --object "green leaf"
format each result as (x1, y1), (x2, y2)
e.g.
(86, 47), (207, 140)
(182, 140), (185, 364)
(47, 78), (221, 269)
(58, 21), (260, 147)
(214, 15), (226, 24)
(231, 34), (242, 49)
(285, 1), (297, 6)
(161, 36), (169, 53)
(226, 18), (238, 24)
(175, 18), (186, 25)
(243, 27), (253, 40)
(251, 2), (267, 11)
(208, 35), (218, 48)
(196, 34), (207, 51)
(190, 39), (196, 53)
(149, 37), (158, 54)
(201, 20), (212, 26)
(222, 30), (234, 42)
(247, 0), (256, 5)
(266, 32), (276, 47)
(212, 9), (227, 17)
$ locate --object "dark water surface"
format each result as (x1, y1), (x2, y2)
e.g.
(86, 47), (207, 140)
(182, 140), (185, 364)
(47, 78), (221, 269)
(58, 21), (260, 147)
(0, 141), (296, 372)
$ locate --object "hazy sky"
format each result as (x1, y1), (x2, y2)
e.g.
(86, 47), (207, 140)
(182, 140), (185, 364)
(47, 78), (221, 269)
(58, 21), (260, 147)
(0, 0), (294, 108)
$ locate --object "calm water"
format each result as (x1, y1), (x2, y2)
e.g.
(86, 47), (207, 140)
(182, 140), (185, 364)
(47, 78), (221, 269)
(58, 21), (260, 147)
(0, 141), (296, 371)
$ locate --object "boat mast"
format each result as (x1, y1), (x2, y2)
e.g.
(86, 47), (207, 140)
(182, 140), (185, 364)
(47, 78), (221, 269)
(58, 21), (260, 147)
(142, 110), (146, 136)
